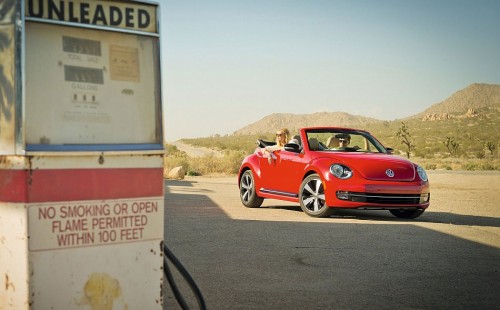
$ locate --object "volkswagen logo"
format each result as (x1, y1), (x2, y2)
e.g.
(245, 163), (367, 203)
(385, 169), (395, 177)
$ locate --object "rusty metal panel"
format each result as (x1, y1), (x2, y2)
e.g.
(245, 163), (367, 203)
(0, 0), (19, 154)
(0, 202), (30, 309)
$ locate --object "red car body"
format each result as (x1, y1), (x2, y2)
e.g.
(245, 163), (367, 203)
(238, 127), (430, 218)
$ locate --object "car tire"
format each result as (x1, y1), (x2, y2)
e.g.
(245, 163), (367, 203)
(299, 173), (333, 218)
(389, 208), (425, 219)
(240, 170), (264, 208)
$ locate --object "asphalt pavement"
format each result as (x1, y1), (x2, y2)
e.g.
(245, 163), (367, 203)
(163, 171), (500, 309)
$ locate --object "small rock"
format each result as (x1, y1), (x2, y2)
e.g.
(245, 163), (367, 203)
(167, 166), (186, 179)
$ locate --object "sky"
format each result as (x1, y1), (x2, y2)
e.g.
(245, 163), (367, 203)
(160, 0), (500, 142)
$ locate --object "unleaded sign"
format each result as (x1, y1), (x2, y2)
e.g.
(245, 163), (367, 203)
(25, 0), (158, 34)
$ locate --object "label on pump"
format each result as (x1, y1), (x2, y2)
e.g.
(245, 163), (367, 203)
(28, 197), (163, 251)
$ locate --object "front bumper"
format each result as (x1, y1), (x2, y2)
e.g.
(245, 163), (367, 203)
(325, 179), (430, 209)
(336, 191), (430, 205)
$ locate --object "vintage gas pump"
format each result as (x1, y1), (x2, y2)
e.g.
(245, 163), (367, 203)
(1, 0), (164, 308)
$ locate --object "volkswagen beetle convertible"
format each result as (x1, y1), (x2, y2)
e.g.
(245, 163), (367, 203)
(238, 127), (430, 218)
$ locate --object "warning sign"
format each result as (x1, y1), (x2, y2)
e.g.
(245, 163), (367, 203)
(110, 45), (140, 82)
(28, 198), (163, 251)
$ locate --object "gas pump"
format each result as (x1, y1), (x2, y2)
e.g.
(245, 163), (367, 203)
(1, 1), (165, 308)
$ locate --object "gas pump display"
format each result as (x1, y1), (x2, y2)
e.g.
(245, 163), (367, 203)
(25, 21), (161, 149)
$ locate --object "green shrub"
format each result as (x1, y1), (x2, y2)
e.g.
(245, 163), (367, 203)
(480, 162), (497, 170)
(461, 162), (478, 171)
(424, 163), (437, 170)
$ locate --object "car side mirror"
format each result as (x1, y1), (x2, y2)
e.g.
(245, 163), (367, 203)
(284, 143), (300, 153)
(386, 147), (394, 154)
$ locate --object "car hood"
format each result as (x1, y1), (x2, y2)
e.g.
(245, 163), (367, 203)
(325, 153), (416, 181)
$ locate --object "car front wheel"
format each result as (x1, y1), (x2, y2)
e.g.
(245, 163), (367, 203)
(389, 208), (425, 219)
(240, 170), (264, 208)
(299, 174), (333, 218)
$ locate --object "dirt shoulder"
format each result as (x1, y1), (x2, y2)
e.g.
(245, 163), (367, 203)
(171, 141), (224, 158)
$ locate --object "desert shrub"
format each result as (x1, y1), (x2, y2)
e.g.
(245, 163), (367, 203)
(163, 144), (190, 174)
(223, 150), (249, 174)
(164, 144), (180, 155)
(164, 154), (190, 174)
(461, 160), (497, 171)
(188, 155), (217, 175)
(414, 148), (434, 159)
(424, 163), (437, 170)
(462, 162), (478, 171)
(179, 151), (248, 176)
(475, 151), (485, 159)
(481, 162), (497, 170)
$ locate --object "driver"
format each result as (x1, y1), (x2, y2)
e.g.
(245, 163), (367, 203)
(338, 134), (351, 148)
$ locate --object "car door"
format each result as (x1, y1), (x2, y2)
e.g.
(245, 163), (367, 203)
(260, 149), (304, 196)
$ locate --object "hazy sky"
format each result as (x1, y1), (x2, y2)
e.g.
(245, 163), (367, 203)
(160, 0), (500, 142)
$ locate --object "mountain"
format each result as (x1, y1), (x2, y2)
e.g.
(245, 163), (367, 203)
(234, 112), (381, 135)
(413, 83), (500, 120)
(233, 83), (500, 134)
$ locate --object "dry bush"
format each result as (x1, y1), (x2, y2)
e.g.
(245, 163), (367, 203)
(164, 146), (249, 176)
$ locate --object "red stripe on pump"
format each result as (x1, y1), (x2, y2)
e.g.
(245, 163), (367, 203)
(0, 168), (163, 203)
(0, 170), (29, 202)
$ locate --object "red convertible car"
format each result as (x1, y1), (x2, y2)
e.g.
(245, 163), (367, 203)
(238, 127), (430, 218)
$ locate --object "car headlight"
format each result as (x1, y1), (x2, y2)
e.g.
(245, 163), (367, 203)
(416, 166), (428, 182)
(330, 164), (353, 179)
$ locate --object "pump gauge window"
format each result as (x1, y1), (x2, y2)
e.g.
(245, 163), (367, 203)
(25, 22), (162, 150)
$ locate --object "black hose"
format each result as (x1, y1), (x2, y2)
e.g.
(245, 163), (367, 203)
(163, 242), (207, 310)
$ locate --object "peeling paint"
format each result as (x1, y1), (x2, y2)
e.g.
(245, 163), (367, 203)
(81, 273), (122, 310)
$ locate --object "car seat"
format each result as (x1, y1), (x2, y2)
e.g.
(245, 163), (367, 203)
(326, 136), (340, 148)
(308, 138), (319, 151)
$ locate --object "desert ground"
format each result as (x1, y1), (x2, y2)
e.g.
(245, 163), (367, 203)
(163, 170), (500, 309)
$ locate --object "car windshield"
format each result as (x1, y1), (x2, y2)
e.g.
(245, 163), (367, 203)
(305, 129), (387, 153)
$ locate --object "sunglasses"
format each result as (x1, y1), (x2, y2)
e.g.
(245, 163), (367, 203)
(276, 133), (284, 136)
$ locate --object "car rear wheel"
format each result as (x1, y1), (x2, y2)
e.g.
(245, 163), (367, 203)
(299, 174), (333, 218)
(389, 208), (425, 219)
(240, 170), (264, 208)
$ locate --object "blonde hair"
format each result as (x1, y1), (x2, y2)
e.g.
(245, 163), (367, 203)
(275, 128), (290, 147)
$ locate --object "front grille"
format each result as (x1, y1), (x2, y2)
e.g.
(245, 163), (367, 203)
(337, 191), (429, 205)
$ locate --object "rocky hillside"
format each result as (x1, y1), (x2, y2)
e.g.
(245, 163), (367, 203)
(234, 112), (381, 135)
(234, 83), (500, 134)
(414, 83), (500, 121)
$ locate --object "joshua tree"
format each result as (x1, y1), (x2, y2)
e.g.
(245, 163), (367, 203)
(442, 136), (460, 157)
(485, 141), (496, 156)
(396, 122), (414, 159)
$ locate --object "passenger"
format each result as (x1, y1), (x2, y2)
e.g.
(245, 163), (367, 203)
(262, 128), (290, 163)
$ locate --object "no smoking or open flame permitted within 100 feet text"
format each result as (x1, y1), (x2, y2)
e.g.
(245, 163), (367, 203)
(28, 198), (163, 251)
